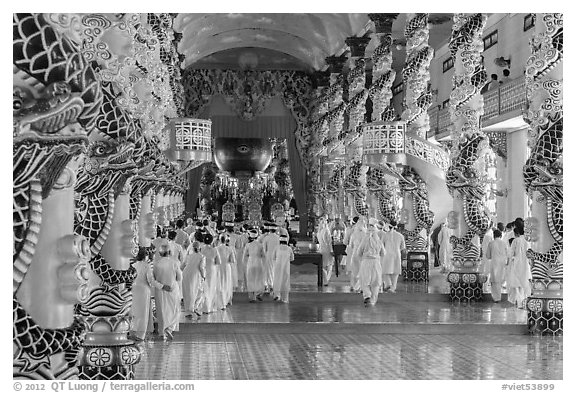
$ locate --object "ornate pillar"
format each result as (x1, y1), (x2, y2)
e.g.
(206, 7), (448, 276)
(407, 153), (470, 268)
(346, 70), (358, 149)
(323, 55), (348, 217)
(308, 71), (330, 219)
(523, 13), (563, 335)
(445, 14), (491, 302)
(363, 14), (402, 227)
(342, 36), (371, 218)
(74, 87), (141, 380)
(13, 13), (102, 379)
(396, 14), (436, 280)
(401, 14), (434, 139)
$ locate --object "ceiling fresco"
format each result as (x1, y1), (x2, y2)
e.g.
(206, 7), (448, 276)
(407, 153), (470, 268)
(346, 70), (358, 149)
(174, 13), (456, 72)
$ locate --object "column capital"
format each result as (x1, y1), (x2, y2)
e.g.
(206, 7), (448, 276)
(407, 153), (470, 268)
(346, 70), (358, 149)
(312, 70), (331, 88)
(368, 13), (399, 34)
(325, 54), (348, 74)
(345, 36), (372, 58)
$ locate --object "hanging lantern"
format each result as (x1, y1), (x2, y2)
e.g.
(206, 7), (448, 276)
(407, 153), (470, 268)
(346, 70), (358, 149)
(362, 120), (407, 167)
(166, 117), (212, 166)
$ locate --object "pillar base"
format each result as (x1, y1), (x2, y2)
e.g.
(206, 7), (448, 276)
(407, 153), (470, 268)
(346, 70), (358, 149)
(78, 343), (142, 380)
(526, 279), (563, 336)
(447, 272), (487, 302)
(403, 251), (429, 281)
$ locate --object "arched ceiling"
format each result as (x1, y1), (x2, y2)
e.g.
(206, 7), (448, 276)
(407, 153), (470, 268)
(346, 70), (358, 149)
(175, 13), (456, 72)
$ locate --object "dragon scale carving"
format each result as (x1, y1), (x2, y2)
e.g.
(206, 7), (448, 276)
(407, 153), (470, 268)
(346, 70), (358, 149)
(13, 13), (103, 378)
(523, 13), (563, 282)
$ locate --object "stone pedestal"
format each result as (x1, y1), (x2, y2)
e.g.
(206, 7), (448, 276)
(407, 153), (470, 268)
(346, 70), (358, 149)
(527, 279), (563, 336)
(447, 271), (487, 302)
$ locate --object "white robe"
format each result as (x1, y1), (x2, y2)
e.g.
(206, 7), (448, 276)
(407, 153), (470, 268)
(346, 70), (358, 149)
(182, 252), (205, 313)
(317, 225), (334, 268)
(485, 238), (508, 283)
(228, 233), (242, 287)
(153, 256), (182, 333)
(216, 244), (236, 307)
(131, 261), (160, 338)
(437, 225), (452, 270)
(200, 246), (220, 313)
(243, 241), (265, 293)
(356, 230), (385, 303)
(263, 233), (280, 287)
(347, 226), (367, 285)
(272, 244), (294, 293)
(506, 236), (531, 298)
(380, 229), (406, 275)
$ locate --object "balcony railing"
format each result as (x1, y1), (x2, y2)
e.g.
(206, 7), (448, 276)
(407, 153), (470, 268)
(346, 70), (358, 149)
(428, 76), (527, 137)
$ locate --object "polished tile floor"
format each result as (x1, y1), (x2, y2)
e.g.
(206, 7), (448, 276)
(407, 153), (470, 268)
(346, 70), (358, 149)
(134, 265), (563, 380)
(135, 333), (562, 380)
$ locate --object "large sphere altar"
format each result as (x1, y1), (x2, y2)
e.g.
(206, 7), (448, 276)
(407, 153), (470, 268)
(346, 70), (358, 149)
(213, 138), (273, 173)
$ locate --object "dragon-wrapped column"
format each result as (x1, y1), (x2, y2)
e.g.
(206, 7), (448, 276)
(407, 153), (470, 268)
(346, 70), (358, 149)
(523, 13), (563, 335)
(342, 36), (370, 218)
(397, 14), (435, 281)
(445, 13), (491, 302)
(13, 13), (103, 379)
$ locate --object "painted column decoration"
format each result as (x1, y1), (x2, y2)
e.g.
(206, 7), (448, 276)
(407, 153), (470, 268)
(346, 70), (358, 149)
(401, 13), (434, 139)
(323, 55), (348, 217)
(13, 13), (102, 379)
(73, 86), (140, 380)
(342, 36), (371, 218)
(445, 13), (491, 302)
(523, 13), (563, 335)
(395, 14), (436, 280)
(364, 14), (402, 224)
(308, 71), (330, 220)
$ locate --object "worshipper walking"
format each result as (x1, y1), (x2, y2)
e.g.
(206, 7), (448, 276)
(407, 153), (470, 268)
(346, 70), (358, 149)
(130, 247), (162, 341)
(506, 226), (531, 308)
(200, 233), (221, 313)
(175, 219), (191, 250)
(485, 229), (508, 302)
(356, 218), (386, 306)
(216, 234), (236, 308)
(437, 220), (452, 273)
(263, 223), (280, 292)
(316, 217), (334, 285)
(347, 217), (367, 292)
(153, 240), (182, 340)
(243, 229), (266, 302)
(380, 220), (406, 293)
(272, 234), (294, 303)
(182, 241), (206, 319)
(226, 224), (241, 289)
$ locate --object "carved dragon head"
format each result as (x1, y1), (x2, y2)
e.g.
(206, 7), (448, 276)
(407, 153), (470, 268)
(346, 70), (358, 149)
(446, 132), (488, 199)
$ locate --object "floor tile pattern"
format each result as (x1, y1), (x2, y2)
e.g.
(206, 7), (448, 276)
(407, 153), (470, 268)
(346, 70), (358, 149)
(135, 333), (562, 380)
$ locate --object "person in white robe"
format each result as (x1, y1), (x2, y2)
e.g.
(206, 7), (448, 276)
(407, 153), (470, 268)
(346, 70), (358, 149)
(347, 218), (367, 292)
(341, 217), (359, 269)
(481, 227), (494, 292)
(200, 233), (221, 313)
(242, 229), (266, 302)
(263, 224), (280, 291)
(356, 218), (386, 306)
(167, 230), (185, 299)
(225, 224), (240, 289)
(234, 227), (249, 291)
(153, 240), (182, 340)
(380, 220), (406, 293)
(130, 247), (163, 341)
(272, 235), (295, 303)
(216, 234), (236, 308)
(316, 217), (334, 285)
(437, 220), (453, 273)
(485, 229), (508, 302)
(506, 227), (531, 308)
(182, 241), (206, 318)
